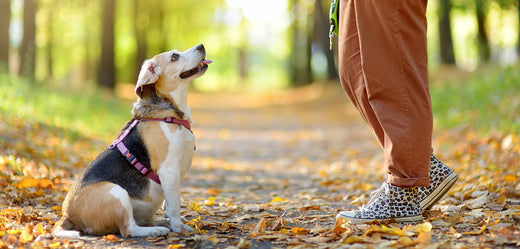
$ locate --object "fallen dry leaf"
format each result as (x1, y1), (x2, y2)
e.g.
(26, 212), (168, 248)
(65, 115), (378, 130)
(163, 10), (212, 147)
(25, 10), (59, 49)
(291, 227), (309, 235)
(2, 83), (519, 248)
(103, 234), (120, 242)
(251, 217), (267, 235)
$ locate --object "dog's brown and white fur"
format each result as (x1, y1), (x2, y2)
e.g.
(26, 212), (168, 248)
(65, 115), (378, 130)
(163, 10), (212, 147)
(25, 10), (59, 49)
(53, 44), (211, 238)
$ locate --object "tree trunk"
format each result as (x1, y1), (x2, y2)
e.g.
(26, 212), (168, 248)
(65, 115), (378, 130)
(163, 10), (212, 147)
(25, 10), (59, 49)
(46, 6), (54, 81)
(475, 0), (490, 63)
(98, 0), (116, 90)
(20, 0), (37, 81)
(313, 0), (337, 80)
(0, 0), (10, 72)
(438, 0), (456, 64)
(133, 0), (148, 80)
(237, 16), (248, 82)
(517, 2), (520, 58)
(290, 0), (312, 86)
(158, 0), (167, 53)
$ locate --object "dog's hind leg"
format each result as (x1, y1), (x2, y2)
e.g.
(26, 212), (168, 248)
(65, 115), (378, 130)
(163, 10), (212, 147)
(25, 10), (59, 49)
(52, 216), (81, 239)
(108, 185), (170, 237)
(64, 182), (169, 237)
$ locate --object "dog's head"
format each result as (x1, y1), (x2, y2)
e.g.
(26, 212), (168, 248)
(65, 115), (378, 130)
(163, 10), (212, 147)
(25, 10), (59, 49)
(135, 44), (211, 98)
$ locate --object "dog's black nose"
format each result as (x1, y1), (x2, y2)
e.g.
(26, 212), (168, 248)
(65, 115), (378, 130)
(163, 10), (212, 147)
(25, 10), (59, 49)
(196, 44), (204, 51)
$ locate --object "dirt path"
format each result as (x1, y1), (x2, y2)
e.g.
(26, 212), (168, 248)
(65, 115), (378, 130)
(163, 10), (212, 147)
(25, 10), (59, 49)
(84, 83), (388, 248)
(3, 83), (519, 248)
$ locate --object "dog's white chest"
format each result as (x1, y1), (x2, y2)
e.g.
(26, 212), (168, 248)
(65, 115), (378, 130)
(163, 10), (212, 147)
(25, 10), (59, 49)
(159, 122), (194, 178)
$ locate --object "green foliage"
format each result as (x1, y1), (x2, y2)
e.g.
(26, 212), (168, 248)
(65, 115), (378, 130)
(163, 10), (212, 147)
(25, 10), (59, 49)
(2, 62), (519, 143)
(431, 65), (520, 134)
(0, 74), (131, 140)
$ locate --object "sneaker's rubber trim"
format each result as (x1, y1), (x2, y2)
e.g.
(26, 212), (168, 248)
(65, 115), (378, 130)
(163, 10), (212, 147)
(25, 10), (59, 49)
(420, 172), (458, 211)
(336, 211), (423, 224)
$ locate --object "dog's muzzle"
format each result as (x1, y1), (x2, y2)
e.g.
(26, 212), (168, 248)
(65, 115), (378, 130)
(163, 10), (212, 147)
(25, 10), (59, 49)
(180, 59), (212, 79)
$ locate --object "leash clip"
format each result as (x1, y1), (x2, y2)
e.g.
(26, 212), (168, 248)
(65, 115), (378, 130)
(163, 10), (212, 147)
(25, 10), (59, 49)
(329, 0), (339, 50)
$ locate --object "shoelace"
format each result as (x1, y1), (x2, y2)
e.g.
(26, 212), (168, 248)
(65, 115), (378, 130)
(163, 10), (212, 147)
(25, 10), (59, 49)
(358, 183), (388, 212)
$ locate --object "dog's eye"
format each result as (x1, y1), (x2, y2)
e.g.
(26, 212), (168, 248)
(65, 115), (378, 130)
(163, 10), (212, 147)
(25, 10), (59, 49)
(171, 53), (180, 62)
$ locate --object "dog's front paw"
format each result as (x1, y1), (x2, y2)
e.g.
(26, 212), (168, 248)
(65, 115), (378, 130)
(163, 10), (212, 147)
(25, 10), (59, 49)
(170, 220), (193, 233)
(128, 225), (170, 237)
(150, 226), (171, 237)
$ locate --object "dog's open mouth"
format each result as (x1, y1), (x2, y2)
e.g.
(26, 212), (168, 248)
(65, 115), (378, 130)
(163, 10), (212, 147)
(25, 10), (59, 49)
(180, 59), (212, 79)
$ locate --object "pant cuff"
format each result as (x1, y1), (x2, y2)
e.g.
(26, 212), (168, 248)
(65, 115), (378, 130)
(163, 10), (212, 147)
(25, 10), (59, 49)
(387, 174), (429, 188)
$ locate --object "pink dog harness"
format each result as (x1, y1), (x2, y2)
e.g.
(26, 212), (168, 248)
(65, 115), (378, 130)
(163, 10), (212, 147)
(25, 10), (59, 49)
(109, 117), (192, 185)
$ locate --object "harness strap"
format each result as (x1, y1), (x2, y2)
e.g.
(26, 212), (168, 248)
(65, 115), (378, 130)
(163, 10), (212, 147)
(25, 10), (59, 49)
(143, 117), (192, 133)
(109, 117), (193, 185)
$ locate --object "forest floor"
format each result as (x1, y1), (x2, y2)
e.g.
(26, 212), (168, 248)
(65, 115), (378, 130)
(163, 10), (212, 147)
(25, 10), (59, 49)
(1, 82), (519, 248)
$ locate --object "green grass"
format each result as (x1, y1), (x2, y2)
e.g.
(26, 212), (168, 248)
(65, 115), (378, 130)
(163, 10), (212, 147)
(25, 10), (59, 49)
(0, 74), (132, 140)
(1, 65), (519, 141)
(430, 65), (520, 135)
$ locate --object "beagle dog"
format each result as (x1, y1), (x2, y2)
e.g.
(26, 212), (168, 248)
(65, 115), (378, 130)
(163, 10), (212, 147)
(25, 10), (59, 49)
(53, 44), (211, 238)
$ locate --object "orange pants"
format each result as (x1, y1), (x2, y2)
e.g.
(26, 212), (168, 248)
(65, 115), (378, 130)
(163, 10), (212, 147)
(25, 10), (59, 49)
(338, 0), (432, 187)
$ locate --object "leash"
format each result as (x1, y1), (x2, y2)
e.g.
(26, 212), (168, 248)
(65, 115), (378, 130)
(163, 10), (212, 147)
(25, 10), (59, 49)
(109, 117), (193, 185)
(329, 0), (339, 50)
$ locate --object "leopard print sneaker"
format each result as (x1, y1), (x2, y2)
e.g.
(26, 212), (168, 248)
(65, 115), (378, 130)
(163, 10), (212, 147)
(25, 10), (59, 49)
(336, 182), (423, 224)
(418, 155), (458, 211)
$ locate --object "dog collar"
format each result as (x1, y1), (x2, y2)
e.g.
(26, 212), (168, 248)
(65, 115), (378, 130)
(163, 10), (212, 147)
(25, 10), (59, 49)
(142, 117), (192, 132)
(109, 117), (193, 185)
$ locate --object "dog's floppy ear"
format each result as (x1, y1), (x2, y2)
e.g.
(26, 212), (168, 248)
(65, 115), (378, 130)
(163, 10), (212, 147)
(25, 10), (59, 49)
(135, 59), (162, 98)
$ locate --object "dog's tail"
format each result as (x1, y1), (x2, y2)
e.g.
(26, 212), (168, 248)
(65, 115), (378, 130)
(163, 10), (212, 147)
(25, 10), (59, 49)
(52, 217), (81, 239)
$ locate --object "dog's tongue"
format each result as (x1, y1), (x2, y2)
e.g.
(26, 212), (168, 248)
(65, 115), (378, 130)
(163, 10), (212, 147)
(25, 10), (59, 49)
(203, 59), (212, 65)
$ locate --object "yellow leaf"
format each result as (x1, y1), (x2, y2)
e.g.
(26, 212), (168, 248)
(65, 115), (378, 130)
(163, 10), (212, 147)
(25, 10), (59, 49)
(364, 225), (404, 236)
(318, 169), (328, 178)
(30, 189), (45, 198)
(463, 225), (486, 235)
(6, 228), (20, 235)
(207, 188), (220, 196)
(269, 197), (287, 205)
(504, 174), (517, 183)
(412, 222), (432, 233)
(188, 201), (201, 211)
(186, 216), (201, 233)
(19, 224), (34, 244)
(204, 197), (215, 206)
(103, 234), (120, 242)
(35, 223), (47, 235)
(15, 177), (53, 189)
(189, 216), (201, 223)
(15, 177), (38, 189)
(48, 241), (61, 248)
(342, 235), (364, 244)
(291, 227), (309, 235)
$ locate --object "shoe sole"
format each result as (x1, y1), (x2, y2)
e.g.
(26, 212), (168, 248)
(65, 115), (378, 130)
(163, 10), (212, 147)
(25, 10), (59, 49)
(336, 213), (423, 224)
(420, 172), (458, 211)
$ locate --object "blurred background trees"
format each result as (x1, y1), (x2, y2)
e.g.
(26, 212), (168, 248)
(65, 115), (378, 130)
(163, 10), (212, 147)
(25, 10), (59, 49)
(1, 0), (519, 93)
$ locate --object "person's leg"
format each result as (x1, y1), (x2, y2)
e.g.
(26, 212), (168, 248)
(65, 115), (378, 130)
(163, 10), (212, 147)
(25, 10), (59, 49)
(337, 0), (458, 223)
(339, 0), (431, 187)
(336, 0), (430, 223)
(338, 0), (385, 147)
